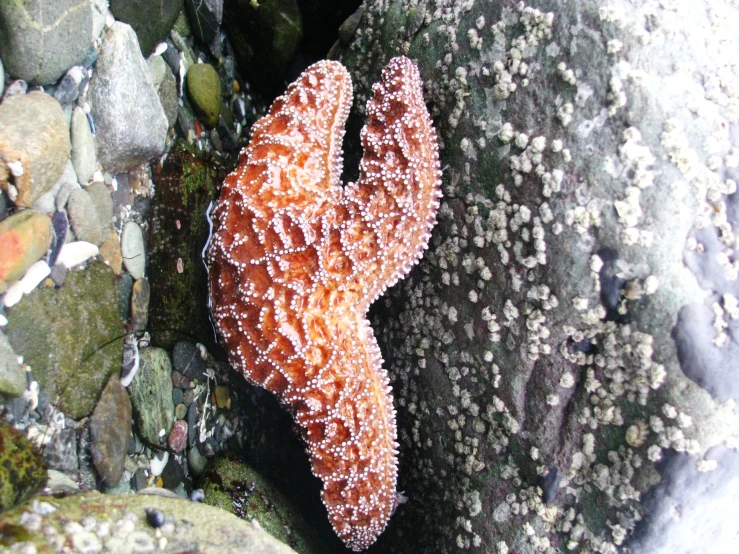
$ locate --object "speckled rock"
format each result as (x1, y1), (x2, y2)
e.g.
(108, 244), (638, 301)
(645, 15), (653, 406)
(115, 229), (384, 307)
(0, 492), (300, 553)
(0, 421), (46, 512)
(168, 420), (188, 452)
(98, 229), (123, 274)
(202, 457), (327, 554)
(128, 347), (174, 444)
(0, 0), (106, 85)
(89, 22), (169, 173)
(67, 183), (111, 246)
(121, 221), (146, 279)
(71, 106), (96, 185)
(171, 340), (207, 381)
(0, 92), (71, 207)
(158, 62), (180, 127)
(0, 210), (53, 293)
(335, 1), (739, 552)
(110, 0), (184, 56)
(34, 159), (79, 215)
(4, 261), (124, 419)
(90, 374), (132, 487)
(186, 63), (222, 127)
(0, 331), (25, 398)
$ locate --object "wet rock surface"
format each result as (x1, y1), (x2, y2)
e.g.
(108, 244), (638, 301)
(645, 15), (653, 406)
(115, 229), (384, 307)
(0, 421), (46, 512)
(335, 1), (739, 552)
(0, 92), (71, 207)
(146, 140), (222, 350)
(128, 347), (175, 445)
(0, 492), (301, 553)
(4, 261), (124, 419)
(202, 456), (328, 554)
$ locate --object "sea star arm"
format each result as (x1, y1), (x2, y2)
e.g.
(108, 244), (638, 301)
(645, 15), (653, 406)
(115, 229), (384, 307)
(342, 56), (443, 310)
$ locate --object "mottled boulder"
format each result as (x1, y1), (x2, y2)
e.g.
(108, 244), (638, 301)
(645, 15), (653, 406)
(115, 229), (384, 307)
(0, 421), (46, 512)
(128, 347), (174, 444)
(5, 261), (124, 419)
(0, 0), (106, 85)
(0, 492), (300, 553)
(202, 456), (328, 554)
(88, 22), (169, 173)
(0, 92), (71, 207)
(332, 1), (739, 553)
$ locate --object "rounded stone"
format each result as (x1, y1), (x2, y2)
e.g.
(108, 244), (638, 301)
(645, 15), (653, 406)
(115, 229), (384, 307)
(71, 107), (96, 185)
(0, 210), (53, 292)
(121, 221), (145, 279)
(174, 401), (186, 419)
(98, 230), (123, 275)
(86, 182), (113, 231)
(67, 188), (105, 246)
(168, 420), (188, 453)
(186, 63), (222, 128)
(89, 374), (132, 488)
(0, 92), (71, 207)
(187, 445), (208, 476)
(128, 347), (174, 445)
(130, 277), (151, 331)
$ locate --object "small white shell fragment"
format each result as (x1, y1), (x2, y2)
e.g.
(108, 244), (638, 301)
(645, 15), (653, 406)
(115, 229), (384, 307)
(0, 314), (7, 326)
(57, 241), (100, 269)
(150, 452), (169, 476)
(1, 260), (49, 307)
(153, 42), (168, 56)
(20, 261), (51, 294)
(3, 281), (24, 308)
(7, 159), (24, 177)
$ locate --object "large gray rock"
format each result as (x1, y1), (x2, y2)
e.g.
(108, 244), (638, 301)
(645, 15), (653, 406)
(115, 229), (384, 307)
(330, 1), (739, 553)
(89, 22), (169, 174)
(0, 0), (107, 85)
(0, 92), (71, 207)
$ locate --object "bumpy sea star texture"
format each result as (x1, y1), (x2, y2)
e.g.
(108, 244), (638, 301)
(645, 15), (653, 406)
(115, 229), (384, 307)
(208, 56), (441, 550)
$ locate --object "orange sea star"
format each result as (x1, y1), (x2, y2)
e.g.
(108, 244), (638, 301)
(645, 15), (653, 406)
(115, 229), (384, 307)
(207, 56), (441, 550)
